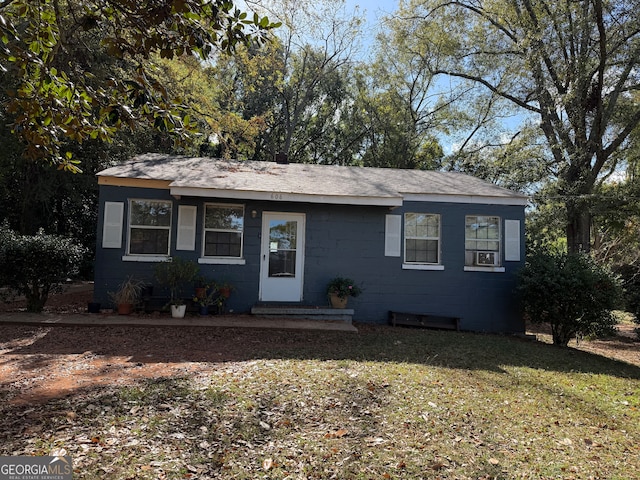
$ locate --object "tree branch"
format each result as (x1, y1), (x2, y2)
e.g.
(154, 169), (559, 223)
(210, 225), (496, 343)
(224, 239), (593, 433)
(430, 68), (540, 114)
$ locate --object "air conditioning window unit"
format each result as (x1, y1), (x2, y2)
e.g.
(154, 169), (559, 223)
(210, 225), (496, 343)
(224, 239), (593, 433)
(476, 251), (498, 266)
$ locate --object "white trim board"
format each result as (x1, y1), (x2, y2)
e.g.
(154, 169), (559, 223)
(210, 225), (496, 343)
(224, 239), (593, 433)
(169, 187), (528, 207)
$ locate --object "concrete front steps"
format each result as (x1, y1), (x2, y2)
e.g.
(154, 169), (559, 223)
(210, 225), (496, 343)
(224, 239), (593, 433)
(251, 304), (354, 324)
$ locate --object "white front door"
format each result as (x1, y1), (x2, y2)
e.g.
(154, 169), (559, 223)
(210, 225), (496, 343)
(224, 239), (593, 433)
(259, 212), (306, 302)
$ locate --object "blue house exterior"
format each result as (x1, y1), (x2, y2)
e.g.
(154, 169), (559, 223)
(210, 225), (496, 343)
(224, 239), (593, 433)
(94, 153), (528, 333)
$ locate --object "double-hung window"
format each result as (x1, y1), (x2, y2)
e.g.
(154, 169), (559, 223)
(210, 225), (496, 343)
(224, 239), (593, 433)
(203, 204), (244, 258)
(465, 215), (501, 267)
(404, 213), (440, 265)
(128, 200), (172, 255)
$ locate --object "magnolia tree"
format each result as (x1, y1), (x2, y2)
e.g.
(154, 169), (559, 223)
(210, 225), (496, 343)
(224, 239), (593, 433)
(0, 0), (279, 171)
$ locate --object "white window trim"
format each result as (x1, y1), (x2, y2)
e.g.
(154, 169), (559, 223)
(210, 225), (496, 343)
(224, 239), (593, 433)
(127, 199), (172, 256)
(202, 202), (245, 260)
(403, 263), (445, 271)
(198, 257), (246, 265)
(122, 255), (169, 262)
(464, 266), (506, 273)
(403, 213), (442, 266)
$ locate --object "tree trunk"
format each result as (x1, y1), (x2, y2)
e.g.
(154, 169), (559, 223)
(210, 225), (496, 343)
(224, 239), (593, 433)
(566, 200), (592, 254)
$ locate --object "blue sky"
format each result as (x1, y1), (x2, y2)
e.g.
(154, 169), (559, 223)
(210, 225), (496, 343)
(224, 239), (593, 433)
(345, 0), (398, 23)
(345, 0), (399, 57)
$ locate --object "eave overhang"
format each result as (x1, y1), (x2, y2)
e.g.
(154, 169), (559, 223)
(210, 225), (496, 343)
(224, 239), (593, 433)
(169, 186), (404, 207)
(98, 175), (529, 208)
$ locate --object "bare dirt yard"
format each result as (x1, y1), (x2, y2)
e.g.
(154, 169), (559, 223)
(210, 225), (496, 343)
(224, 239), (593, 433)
(0, 283), (638, 406)
(1, 285), (639, 479)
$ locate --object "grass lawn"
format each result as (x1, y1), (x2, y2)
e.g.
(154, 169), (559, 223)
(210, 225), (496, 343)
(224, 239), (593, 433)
(1, 325), (638, 479)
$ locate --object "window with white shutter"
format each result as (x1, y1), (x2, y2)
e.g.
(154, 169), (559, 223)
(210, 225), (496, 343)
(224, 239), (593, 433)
(176, 205), (197, 251)
(385, 215), (402, 257)
(504, 219), (521, 262)
(102, 202), (124, 248)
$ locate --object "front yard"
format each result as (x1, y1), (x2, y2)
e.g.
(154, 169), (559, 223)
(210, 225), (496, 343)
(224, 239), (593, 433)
(0, 322), (638, 479)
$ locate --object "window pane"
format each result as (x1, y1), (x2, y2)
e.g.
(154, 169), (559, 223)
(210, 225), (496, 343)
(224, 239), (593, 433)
(408, 213), (439, 239)
(204, 231), (242, 257)
(203, 204), (244, 258)
(129, 228), (169, 255)
(465, 215), (501, 266)
(131, 200), (171, 227)
(406, 239), (438, 264)
(405, 217), (417, 237)
(205, 205), (244, 230)
(269, 220), (297, 250)
(405, 213), (440, 264)
(269, 251), (296, 277)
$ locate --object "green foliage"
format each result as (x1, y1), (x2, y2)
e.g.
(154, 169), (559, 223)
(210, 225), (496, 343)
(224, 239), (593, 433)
(154, 257), (200, 305)
(390, 0), (640, 252)
(0, 224), (87, 312)
(0, 0), (279, 170)
(517, 249), (622, 346)
(326, 276), (362, 299)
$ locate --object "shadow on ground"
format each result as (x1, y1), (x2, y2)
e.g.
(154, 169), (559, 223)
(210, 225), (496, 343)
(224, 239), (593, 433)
(2, 323), (638, 378)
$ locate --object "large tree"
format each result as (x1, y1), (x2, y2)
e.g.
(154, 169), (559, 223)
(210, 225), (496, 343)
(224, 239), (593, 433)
(250, 0), (363, 164)
(394, 0), (640, 252)
(0, 0), (278, 171)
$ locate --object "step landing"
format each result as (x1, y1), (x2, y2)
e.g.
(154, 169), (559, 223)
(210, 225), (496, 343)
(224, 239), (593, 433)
(251, 304), (354, 323)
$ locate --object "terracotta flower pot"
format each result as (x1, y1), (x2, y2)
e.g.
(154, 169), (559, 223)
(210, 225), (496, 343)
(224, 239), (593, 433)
(117, 303), (133, 315)
(329, 293), (348, 309)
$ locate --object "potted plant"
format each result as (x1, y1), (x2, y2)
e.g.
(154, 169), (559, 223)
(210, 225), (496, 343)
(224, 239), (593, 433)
(326, 276), (362, 308)
(154, 257), (200, 318)
(216, 280), (234, 299)
(194, 275), (212, 299)
(213, 280), (234, 314)
(193, 284), (216, 316)
(109, 276), (145, 315)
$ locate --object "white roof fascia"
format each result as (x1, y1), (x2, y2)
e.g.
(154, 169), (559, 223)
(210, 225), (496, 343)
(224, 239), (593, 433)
(402, 193), (529, 206)
(169, 186), (404, 207)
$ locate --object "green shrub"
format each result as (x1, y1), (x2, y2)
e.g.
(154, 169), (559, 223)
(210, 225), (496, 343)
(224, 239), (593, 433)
(0, 225), (87, 312)
(154, 257), (200, 305)
(517, 249), (622, 346)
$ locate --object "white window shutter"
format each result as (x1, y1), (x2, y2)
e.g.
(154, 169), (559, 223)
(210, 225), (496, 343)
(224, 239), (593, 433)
(504, 219), (521, 261)
(385, 215), (402, 257)
(102, 201), (124, 249)
(176, 205), (197, 251)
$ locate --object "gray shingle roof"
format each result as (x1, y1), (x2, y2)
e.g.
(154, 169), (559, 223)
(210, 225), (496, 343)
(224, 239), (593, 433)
(97, 153), (528, 206)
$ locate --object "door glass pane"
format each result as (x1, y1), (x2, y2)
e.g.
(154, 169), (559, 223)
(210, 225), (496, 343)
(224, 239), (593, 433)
(269, 220), (297, 249)
(269, 251), (297, 277)
(268, 220), (297, 277)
